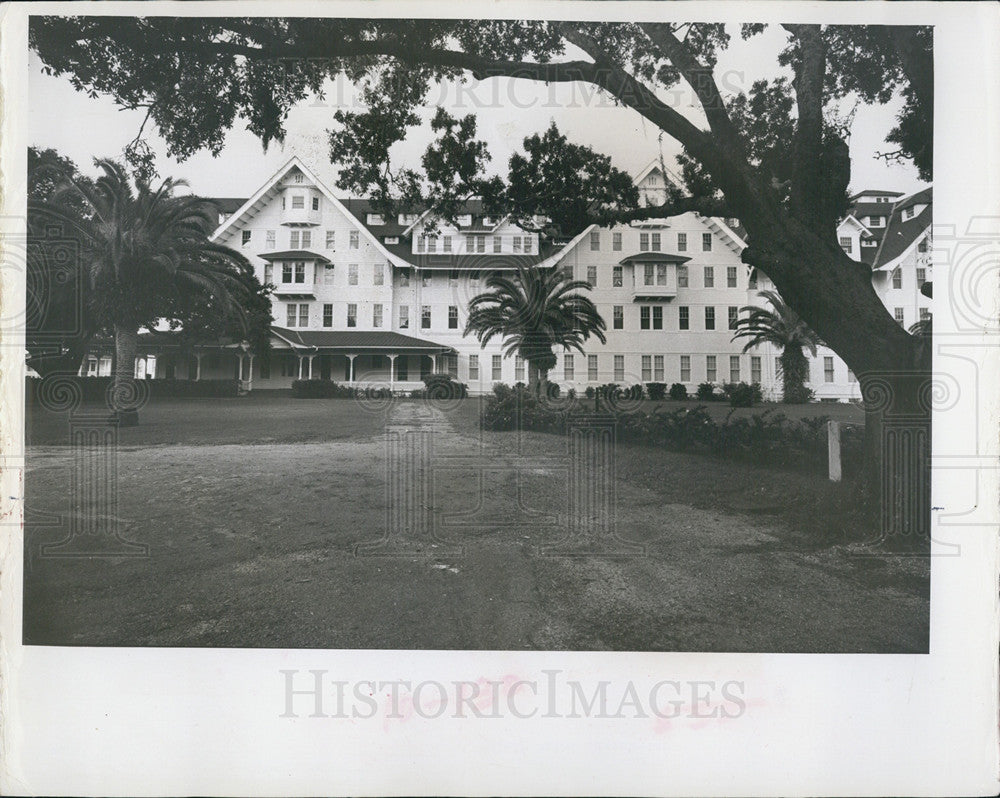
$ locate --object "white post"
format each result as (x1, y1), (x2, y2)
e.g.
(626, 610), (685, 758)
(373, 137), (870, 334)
(194, 353), (202, 381)
(828, 419), (842, 482)
(237, 354), (244, 381)
(297, 355), (304, 380)
(247, 354), (255, 392)
(307, 354), (315, 379)
(347, 354), (356, 383)
(388, 354), (397, 393)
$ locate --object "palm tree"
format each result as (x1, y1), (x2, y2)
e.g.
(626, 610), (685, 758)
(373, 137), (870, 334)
(465, 265), (606, 396)
(31, 159), (252, 424)
(731, 289), (821, 403)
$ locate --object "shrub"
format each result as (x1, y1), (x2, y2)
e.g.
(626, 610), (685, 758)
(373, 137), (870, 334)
(292, 379), (355, 398)
(567, 387), (577, 400)
(783, 383), (815, 404)
(423, 373), (468, 399)
(584, 386), (595, 399)
(696, 382), (717, 402)
(667, 382), (688, 401)
(545, 382), (561, 399)
(625, 384), (643, 401)
(646, 382), (667, 401)
(727, 381), (757, 407)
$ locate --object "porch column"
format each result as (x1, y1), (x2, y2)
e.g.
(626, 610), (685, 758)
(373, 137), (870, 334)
(388, 354), (397, 393)
(307, 354), (316, 379)
(297, 355), (304, 379)
(247, 354), (255, 392)
(194, 353), (202, 381)
(237, 353), (244, 381)
(346, 353), (357, 383)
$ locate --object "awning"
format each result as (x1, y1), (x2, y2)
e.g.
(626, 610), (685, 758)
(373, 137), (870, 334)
(270, 327), (456, 353)
(619, 252), (691, 265)
(259, 249), (332, 264)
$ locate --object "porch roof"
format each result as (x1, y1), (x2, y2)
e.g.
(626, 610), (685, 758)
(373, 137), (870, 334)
(259, 249), (332, 264)
(618, 252), (691, 265)
(270, 327), (455, 353)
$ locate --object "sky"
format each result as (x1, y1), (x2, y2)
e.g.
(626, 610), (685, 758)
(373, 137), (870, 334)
(27, 22), (927, 201)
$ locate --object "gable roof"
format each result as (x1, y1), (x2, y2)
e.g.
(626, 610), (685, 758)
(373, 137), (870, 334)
(270, 327), (455, 352)
(209, 156), (413, 269)
(848, 189), (904, 202)
(871, 187), (933, 270)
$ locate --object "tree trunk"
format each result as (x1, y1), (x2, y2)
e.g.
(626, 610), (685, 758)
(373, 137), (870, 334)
(538, 368), (550, 399)
(779, 346), (810, 403)
(527, 360), (540, 395)
(112, 324), (140, 426)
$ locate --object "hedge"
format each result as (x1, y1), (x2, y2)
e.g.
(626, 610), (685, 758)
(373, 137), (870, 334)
(26, 376), (240, 404)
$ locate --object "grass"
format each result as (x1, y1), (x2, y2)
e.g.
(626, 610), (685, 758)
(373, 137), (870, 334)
(23, 395), (927, 652)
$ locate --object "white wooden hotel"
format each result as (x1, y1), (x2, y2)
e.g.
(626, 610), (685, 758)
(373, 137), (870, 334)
(81, 156), (932, 402)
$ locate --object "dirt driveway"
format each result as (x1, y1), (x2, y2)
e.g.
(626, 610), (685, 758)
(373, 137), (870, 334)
(23, 398), (929, 652)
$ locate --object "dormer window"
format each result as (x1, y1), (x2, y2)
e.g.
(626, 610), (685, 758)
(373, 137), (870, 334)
(367, 213), (385, 225)
(384, 236), (399, 245)
(482, 216), (496, 227)
(398, 213), (419, 225)
(868, 216), (884, 227)
(862, 238), (877, 247)
(456, 214), (472, 227)
(903, 207), (915, 220)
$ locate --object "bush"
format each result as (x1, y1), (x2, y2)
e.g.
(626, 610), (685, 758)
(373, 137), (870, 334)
(292, 379), (355, 398)
(646, 382), (667, 401)
(567, 387), (577, 400)
(625, 384), (643, 401)
(667, 382), (688, 401)
(584, 386), (595, 399)
(696, 382), (717, 402)
(783, 383), (815, 404)
(423, 373), (468, 399)
(726, 381), (759, 408)
(545, 381), (561, 399)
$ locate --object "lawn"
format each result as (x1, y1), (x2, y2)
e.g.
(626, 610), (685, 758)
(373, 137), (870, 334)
(23, 395), (927, 652)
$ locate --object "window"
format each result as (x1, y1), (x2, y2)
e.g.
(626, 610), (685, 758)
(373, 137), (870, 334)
(839, 236), (853, 253)
(916, 268), (926, 287)
(291, 195), (305, 209)
(751, 356), (761, 385)
(588, 355), (598, 381)
(641, 355), (652, 381)
(590, 231), (600, 251)
(706, 355), (717, 383)
(264, 264), (273, 285)
(349, 230), (359, 249)
(417, 236), (426, 253)
(294, 262), (306, 283)
(399, 305), (409, 329)
(587, 266), (597, 286)
(421, 306), (431, 329)
(515, 356), (525, 382)
(747, 270), (757, 289)
(727, 266), (737, 288)
(729, 355), (740, 383)
(290, 230), (300, 249)
(612, 232), (622, 251)
(373, 264), (384, 285)
(523, 237), (534, 254)
(651, 233), (661, 251)
(282, 263), (292, 283)
(868, 216), (884, 227)
(705, 306), (716, 330)
(894, 307), (905, 325)
(563, 265), (574, 281)
(677, 232), (687, 252)
(443, 235), (452, 253)
(325, 230), (335, 249)
(493, 236), (502, 253)
(892, 268), (902, 289)
(680, 355), (691, 383)
(241, 230), (252, 246)
(640, 306), (651, 330)
(398, 268), (410, 287)
(564, 354), (575, 381)
(265, 230), (275, 250)
(614, 355), (625, 382)
(449, 269), (459, 285)
(824, 356), (834, 383)
(448, 305), (458, 329)
(848, 368), (857, 383)
(612, 266), (623, 287)
(644, 263), (655, 286)
(917, 238), (928, 253)
(469, 355), (479, 380)
(447, 355), (458, 379)
(652, 306), (663, 329)
(728, 306), (739, 330)
(299, 231), (311, 249)
(312, 196), (320, 211)
(702, 233), (712, 251)
(286, 303), (296, 327)
(903, 207), (915, 220)
(422, 271), (432, 288)
(347, 304), (357, 327)
(613, 306), (624, 330)
(653, 355), (664, 381)
(640, 233), (649, 251)
(703, 266), (714, 288)
(348, 264), (358, 285)
(323, 304), (333, 327)
(427, 236), (437, 254)
(373, 304), (383, 328)
(656, 263), (667, 286)
(677, 265), (688, 288)
(920, 308), (931, 322)
(492, 355), (502, 381)
(474, 235), (486, 253)
(298, 303), (309, 327)
(679, 306), (689, 330)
